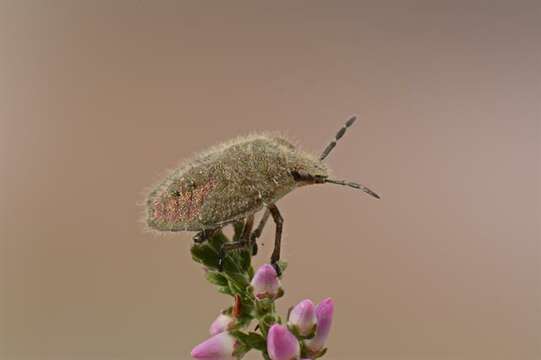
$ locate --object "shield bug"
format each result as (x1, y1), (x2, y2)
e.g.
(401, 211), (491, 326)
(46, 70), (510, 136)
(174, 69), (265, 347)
(145, 116), (379, 271)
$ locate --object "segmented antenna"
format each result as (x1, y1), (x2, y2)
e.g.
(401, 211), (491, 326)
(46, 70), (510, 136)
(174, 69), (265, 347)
(319, 115), (357, 161)
(325, 178), (381, 199)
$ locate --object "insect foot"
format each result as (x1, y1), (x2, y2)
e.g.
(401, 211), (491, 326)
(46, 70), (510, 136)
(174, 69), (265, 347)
(271, 262), (282, 277)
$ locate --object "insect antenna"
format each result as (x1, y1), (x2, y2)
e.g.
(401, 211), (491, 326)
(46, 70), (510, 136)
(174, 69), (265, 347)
(325, 178), (381, 199)
(320, 115), (357, 161)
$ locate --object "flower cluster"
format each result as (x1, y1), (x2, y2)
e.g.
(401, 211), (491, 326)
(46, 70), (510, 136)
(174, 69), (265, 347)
(190, 229), (334, 359)
(268, 297), (334, 360)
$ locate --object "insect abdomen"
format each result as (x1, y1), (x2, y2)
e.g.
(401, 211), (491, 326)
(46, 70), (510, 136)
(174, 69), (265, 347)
(146, 135), (298, 232)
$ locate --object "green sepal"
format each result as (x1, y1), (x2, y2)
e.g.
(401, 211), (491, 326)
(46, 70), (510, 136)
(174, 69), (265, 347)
(255, 298), (274, 317)
(289, 323), (317, 340)
(231, 330), (266, 351)
(258, 313), (277, 337)
(302, 345), (328, 359)
(303, 324), (317, 339)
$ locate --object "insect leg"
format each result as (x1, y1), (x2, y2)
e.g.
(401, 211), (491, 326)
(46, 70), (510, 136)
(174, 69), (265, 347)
(250, 209), (270, 255)
(218, 215), (254, 271)
(193, 227), (220, 244)
(218, 241), (247, 271)
(268, 204), (283, 275)
(240, 214), (255, 243)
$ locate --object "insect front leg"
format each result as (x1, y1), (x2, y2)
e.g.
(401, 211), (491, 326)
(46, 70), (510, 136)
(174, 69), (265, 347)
(218, 215), (254, 271)
(267, 203), (283, 276)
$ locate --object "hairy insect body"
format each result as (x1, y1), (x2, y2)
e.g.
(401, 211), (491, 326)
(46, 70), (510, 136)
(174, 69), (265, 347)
(147, 134), (328, 232)
(145, 116), (379, 271)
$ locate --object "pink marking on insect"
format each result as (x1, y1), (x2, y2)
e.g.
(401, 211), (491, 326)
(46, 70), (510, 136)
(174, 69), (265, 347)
(152, 180), (217, 223)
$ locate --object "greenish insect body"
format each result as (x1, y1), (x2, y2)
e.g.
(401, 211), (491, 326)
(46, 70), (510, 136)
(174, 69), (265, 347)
(146, 134), (326, 232)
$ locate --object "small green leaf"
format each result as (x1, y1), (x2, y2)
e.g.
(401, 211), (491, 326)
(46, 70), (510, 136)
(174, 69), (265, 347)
(226, 272), (249, 288)
(190, 244), (219, 269)
(238, 301), (254, 318)
(205, 271), (229, 287)
(228, 280), (247, 296)
(232, 222), (244, 241)
(238, 249), (251, 272)
(216, 286), (233, 296)
(222, 254), (241, 274)
(244, 332), (266, 351)
(208, 231), (228, 252)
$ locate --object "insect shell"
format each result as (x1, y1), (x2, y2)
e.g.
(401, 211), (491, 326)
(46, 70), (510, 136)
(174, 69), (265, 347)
(145, 116), (379, 266)
(146, 135), (327, 232)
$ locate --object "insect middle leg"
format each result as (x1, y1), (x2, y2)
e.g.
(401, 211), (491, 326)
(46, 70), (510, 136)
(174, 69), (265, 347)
(267, 203), (283, 275)
(249, 208), (270, 256)
(218, 215), (254, 271)
(193, 227), (220, 244)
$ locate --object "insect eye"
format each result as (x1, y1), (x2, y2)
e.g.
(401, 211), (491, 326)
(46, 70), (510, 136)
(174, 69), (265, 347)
(170, 190), (181, 197)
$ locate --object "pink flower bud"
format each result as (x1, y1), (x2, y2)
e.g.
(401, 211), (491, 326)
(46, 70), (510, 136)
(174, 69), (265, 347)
(305, 298), (334, 354)
(287, 299), (316, 336)
(191, 332), (237, 360)
(209, 313), (234, 335)
(251, 264), (282, 300)
(267, 324), (300, 360)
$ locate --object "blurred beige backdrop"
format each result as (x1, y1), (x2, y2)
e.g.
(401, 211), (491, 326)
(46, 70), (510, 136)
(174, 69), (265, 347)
(1, 1), (540, 359)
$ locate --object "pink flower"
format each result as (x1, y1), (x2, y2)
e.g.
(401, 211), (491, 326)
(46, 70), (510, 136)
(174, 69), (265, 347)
(209, 313), (234, 335)
(288, 299), (316, 336)
(251, 264), (282, 300)
(305, 298), (334, 354)
(267, 324), (300, 360)
(191, 332), (237, 360)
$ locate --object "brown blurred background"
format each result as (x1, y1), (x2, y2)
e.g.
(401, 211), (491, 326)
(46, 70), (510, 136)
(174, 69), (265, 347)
(1, 1), (540, 359)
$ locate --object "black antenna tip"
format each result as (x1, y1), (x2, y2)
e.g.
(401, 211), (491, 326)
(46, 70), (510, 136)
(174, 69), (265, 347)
(362, 186), (381, 199)
(346, 116), (357, 127)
